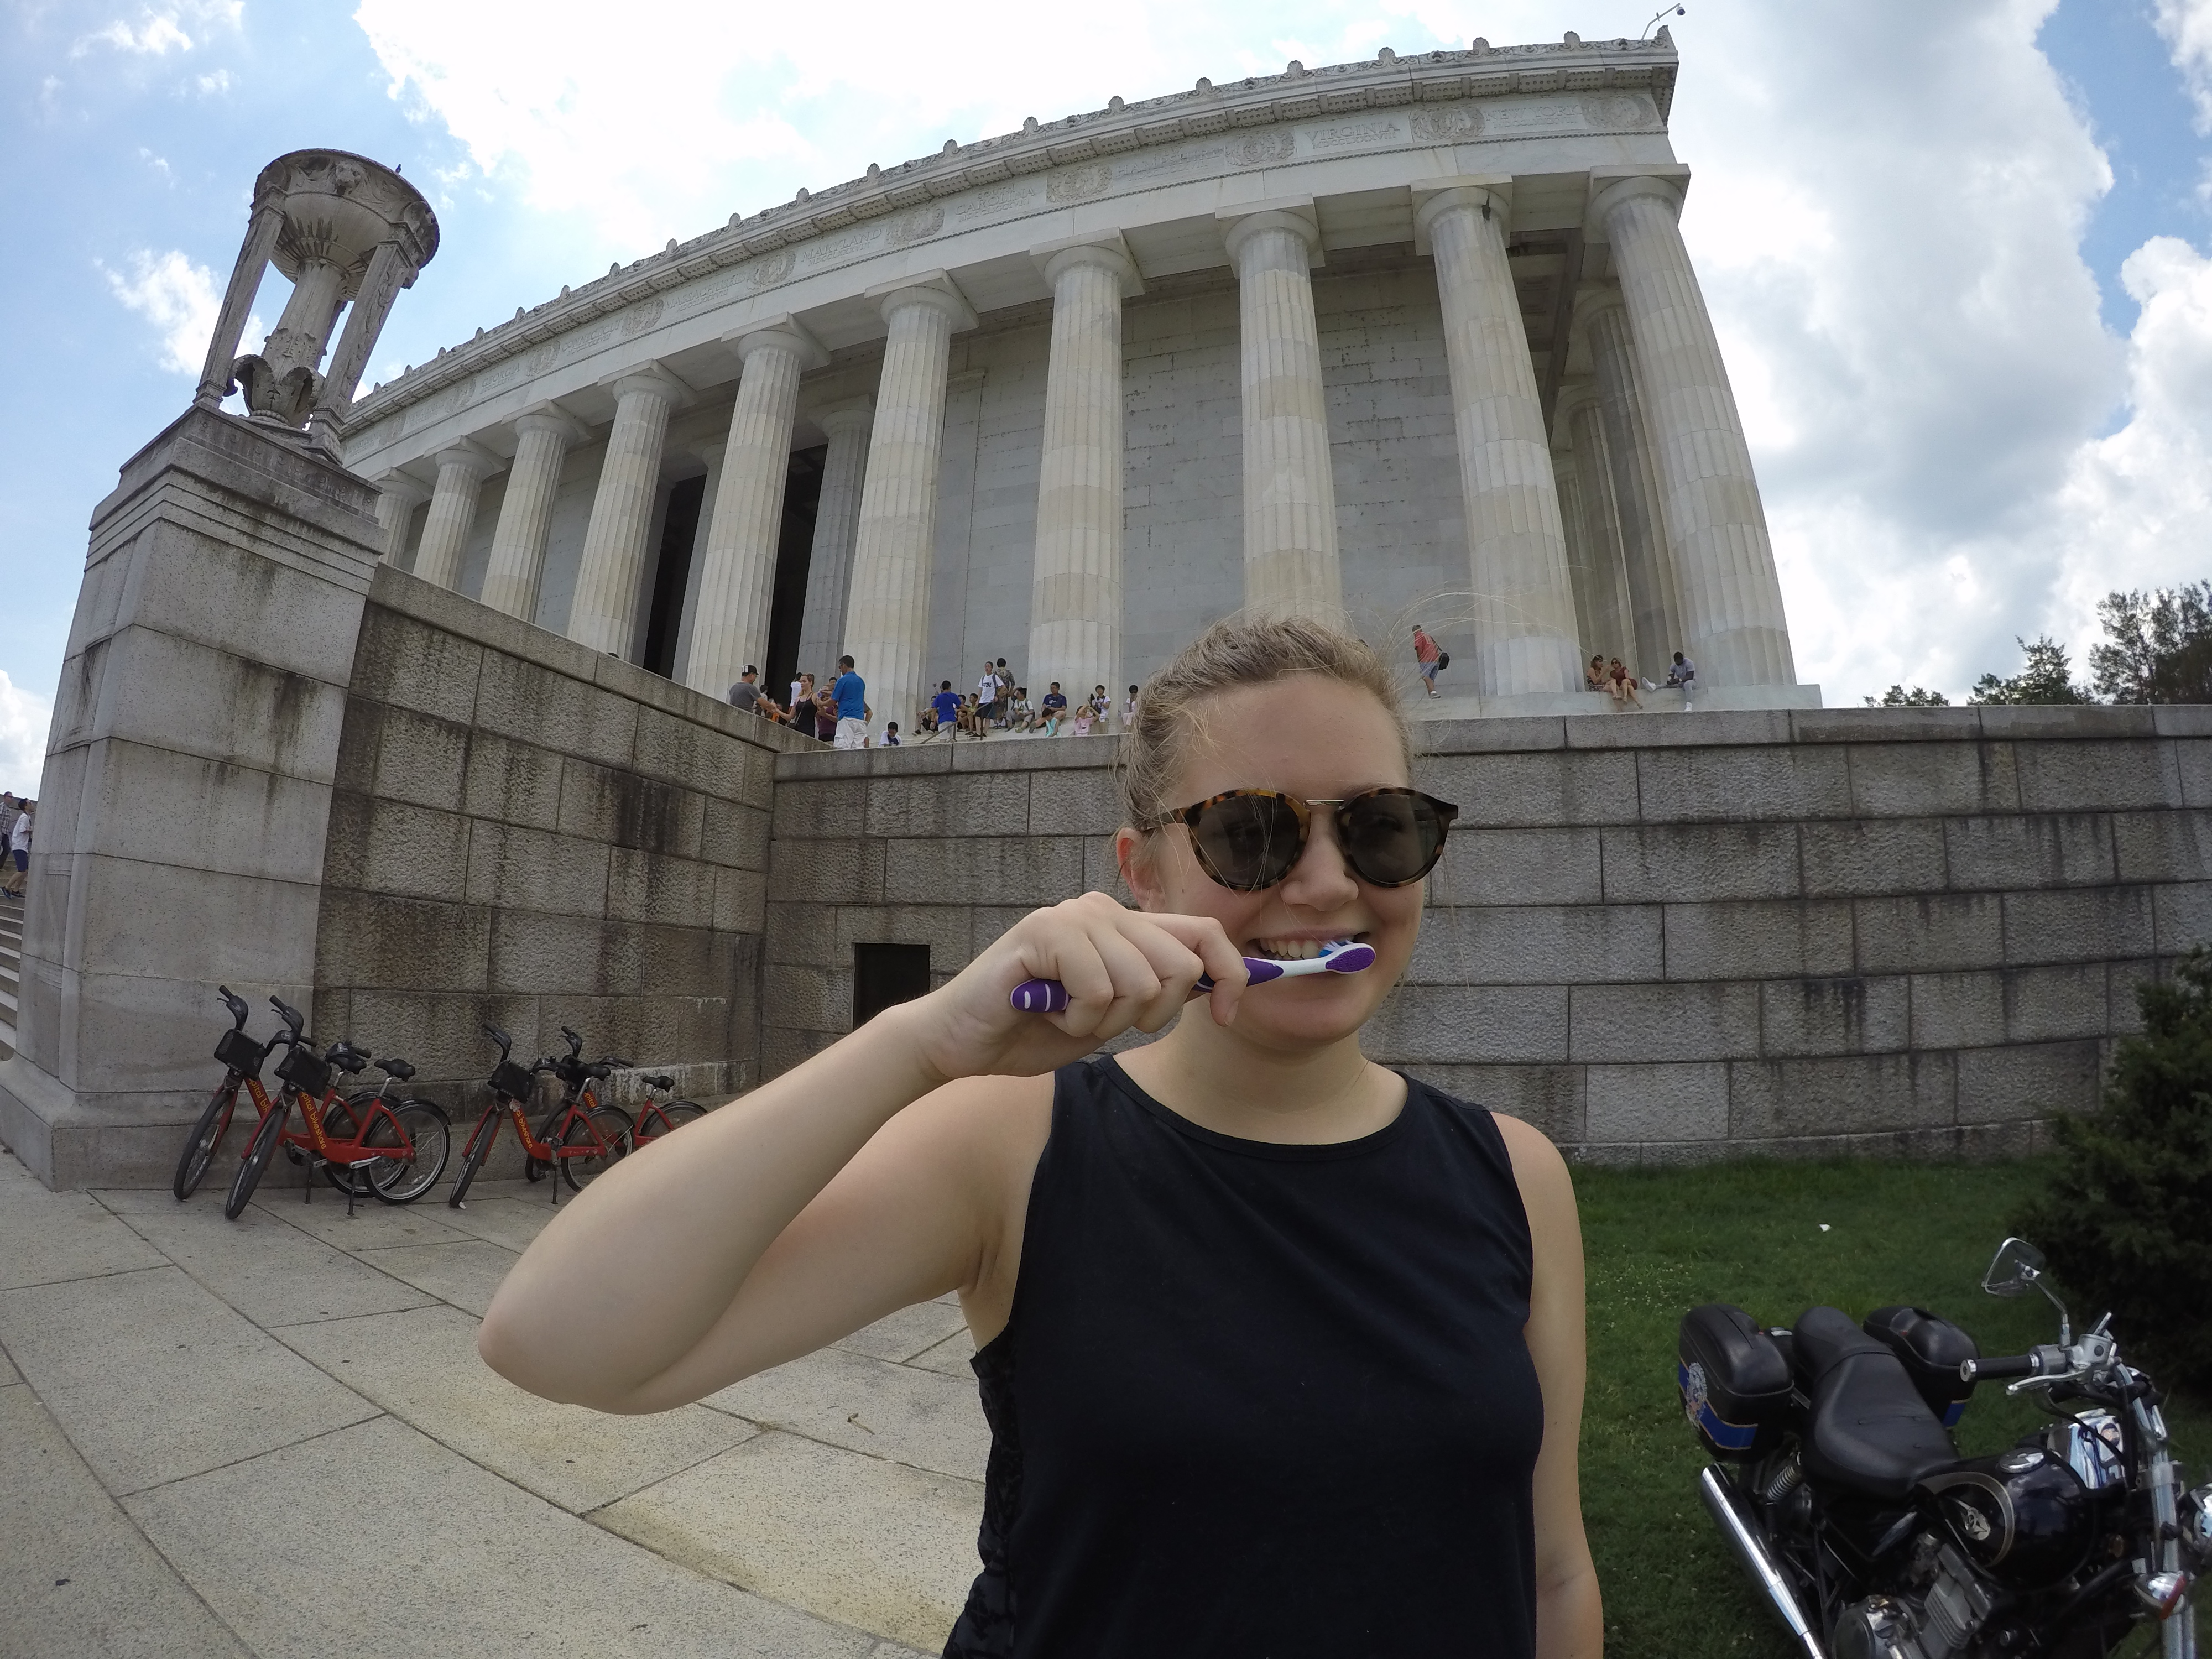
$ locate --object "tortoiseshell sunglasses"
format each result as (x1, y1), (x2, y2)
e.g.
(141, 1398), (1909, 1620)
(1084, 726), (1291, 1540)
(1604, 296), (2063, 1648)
(1153, 787), (1459, 891)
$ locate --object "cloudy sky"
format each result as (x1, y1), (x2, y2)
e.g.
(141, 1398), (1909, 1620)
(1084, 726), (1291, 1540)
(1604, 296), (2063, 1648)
(2, 0), (2209, 793)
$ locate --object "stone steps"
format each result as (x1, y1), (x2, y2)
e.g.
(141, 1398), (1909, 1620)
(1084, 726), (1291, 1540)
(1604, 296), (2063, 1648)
(0, 894), (20, 1057)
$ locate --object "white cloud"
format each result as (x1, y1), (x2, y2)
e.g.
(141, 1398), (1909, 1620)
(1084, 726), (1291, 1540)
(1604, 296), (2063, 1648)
(99, 248), (259, 378)
(2156, 0), (2212, 127)
(69, 2), (243, 60)
(0, 672), (52, 799)
(194, 67), (230, 95)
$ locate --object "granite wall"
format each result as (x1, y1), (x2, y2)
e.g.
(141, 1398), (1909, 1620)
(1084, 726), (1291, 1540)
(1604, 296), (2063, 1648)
(311, 564), (799, 1134)
(758, 705), (2212, 1162)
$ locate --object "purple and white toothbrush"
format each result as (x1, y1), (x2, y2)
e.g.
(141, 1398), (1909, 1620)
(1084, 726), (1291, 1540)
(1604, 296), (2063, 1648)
(1009, 938), (1376, 1014)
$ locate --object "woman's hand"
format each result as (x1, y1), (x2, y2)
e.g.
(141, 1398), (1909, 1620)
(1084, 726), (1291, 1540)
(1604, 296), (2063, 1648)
(901, 892), (1249, 1085)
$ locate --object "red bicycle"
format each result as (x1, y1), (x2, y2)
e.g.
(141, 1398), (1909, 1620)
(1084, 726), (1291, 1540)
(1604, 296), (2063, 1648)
(223, 999), (451, 1219)
(171, 987), (286, 1201)
(447, 1025), (625, 1208)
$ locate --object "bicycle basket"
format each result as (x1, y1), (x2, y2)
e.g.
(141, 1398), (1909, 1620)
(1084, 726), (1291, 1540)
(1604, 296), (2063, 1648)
(489, 1058), (536, 1101)
(275, 1044), (333, 1098)
(213, 1028), (265, 1077)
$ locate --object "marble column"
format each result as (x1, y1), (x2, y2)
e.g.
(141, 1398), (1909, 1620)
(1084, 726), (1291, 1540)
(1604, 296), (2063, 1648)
(1558, 387), (1636, 667)
(373, 474), (427, 566)
(1590, 171), (1794, 686)
(685, 321), (824, 700)
(1220, 206), (1341, 619)
(568, 367), (684, 659)
(1028, 240), (1137, 709)
(479, 408), (582, 624)
(1417, 181), (1581, 696)
(1583, 293), (1684, 682)
(843, 278), (975, 739)
(796, 402), (873, 680)
(411, 440), (496, 592)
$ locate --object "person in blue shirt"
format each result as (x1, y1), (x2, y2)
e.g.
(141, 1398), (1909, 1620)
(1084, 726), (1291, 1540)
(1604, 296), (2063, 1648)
(832, 656), (868, 749)
(1038, 681), (1069, 737)
(932, 680), (963, 739)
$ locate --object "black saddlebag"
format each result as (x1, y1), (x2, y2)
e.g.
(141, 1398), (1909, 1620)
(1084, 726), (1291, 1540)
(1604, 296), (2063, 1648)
(1679, 1303), (1793, 1461)
(1862, 1305), (1979, 1426)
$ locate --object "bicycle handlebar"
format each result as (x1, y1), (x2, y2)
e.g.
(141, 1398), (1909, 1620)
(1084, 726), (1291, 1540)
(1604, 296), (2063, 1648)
(604, 1056), (634, 1069)
(481, 1023), (513, 1058)
(561, 1026), (583, 1056)
(270, 997), (306, 1036)
(218, 986), (249, 1030)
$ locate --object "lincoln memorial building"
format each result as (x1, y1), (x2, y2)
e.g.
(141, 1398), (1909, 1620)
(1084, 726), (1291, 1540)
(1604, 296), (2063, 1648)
(340, 28), (1813, 737)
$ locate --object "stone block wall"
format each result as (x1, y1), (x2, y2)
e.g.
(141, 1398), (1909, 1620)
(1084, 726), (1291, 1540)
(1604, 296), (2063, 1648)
(312, 564), (799, 1129)
(757, 706), (2212, 1162)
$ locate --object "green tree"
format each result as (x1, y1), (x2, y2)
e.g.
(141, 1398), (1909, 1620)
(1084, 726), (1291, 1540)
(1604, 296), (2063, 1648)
(1968, 635), (2091, 705)
(2018, 951), (2212, 1394)
(2089, 583), (2212, 704)
(1863, 685), (1950, 707)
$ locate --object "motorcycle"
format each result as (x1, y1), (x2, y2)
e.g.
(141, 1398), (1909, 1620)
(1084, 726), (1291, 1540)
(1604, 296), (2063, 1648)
(1679, 1238), (2211, 1658)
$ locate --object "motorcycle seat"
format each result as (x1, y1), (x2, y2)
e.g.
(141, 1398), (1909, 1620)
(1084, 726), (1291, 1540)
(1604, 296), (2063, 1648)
(1794, 1306), (1959, 1502)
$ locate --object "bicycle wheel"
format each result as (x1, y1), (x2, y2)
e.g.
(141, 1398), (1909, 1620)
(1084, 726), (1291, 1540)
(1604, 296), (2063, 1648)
(224, 1104), (288, 1220)
(319, 1098), (367, 1194)
(362, 1101), (451, 1204)
(173, 1080), (241, 1201)
(634, 1099), (706, 1147)
(558, 1107), (631, 1192)
(448, 1111), (499, 1208)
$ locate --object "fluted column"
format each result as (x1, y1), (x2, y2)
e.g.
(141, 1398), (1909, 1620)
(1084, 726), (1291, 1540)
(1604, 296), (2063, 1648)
(1221, 206), (1340, 618)
(1417, 181), (1580, 695)
(412, 440), (496, 591)
(373, 474), (427, 566)
(1591, 171), (1794, 686)
(1559, 387), (1636, 666)
(1584, 293), (1684, 681)
(569, 367), (684, 658)
(796, 402), (873, 678)
(685, 322), (823, 698)
(843, 279), (975, 739)
(480, 407), (581, 623)
(1028, 241), (1136, 707)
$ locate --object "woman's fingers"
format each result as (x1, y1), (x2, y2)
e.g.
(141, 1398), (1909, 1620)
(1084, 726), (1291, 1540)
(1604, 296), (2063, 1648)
(1060, 919), (1162, 1039)
(1138, 911), (1248, 1026)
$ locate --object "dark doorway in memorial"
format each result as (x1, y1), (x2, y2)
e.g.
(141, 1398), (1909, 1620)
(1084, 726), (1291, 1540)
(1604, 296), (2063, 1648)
(642, 474), (705, 679)
(763, 444), (827, 700)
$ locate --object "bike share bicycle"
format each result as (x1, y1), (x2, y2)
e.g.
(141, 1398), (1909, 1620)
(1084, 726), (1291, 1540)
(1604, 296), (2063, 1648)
(208, 997), (451, 1219)
(447, 1025), (625, 1208)
(523, 1026), (638, 1182)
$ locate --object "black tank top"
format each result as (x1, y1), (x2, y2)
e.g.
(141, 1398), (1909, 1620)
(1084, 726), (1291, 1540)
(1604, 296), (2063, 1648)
(944, 1056), (1543, 1658)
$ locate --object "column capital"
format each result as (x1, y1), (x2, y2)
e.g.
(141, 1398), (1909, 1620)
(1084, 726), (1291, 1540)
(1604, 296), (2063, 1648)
(1030, 232), (1143, 297)
(600, 363), (691, 408)
(512, 403), (588, 444)
(1218, 200), (1321, 269)
(1584, 165), (1691, 239)
(433, 437), (499, 481)
(812, 398), (876, 438)
(374, 469), (431, 505)
(864, 271), (977, 332)
(1410, 175), (1513, 254)
(1556, 379), (1603, 422)
(727, 314), (828, 370)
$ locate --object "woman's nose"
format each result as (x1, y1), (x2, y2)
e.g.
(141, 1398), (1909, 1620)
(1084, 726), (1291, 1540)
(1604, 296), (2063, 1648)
(1280, 810), (1360, 907)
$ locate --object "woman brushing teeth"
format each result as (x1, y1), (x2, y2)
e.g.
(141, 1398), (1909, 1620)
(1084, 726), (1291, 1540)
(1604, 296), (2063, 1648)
(479, 615), (1602, 1659)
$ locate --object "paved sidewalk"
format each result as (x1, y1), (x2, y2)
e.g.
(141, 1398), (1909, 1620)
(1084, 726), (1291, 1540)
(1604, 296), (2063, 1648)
(0, 1150), (985, 1657)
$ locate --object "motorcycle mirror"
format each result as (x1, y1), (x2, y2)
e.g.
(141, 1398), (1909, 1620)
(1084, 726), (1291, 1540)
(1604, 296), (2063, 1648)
(1982, 1237), (2047, 1297)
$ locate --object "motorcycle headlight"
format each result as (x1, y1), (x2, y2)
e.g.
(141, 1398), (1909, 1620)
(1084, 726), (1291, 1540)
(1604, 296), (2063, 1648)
(2183, 1483), (2212, 1572)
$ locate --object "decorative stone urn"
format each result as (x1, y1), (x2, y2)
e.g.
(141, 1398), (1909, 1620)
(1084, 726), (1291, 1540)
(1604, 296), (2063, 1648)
(193, 149), (439, 445)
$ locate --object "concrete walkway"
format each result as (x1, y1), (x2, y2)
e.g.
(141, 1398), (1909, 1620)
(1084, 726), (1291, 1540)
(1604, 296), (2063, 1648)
(0, 1149), (986, 1657)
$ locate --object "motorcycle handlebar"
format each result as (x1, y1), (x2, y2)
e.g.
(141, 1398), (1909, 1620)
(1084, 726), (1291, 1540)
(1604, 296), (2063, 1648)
(1963, 1353), (2042, 1383)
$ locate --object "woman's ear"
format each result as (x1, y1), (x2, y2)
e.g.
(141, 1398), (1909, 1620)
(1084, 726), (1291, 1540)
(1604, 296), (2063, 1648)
(1116, 826), (1168, 910)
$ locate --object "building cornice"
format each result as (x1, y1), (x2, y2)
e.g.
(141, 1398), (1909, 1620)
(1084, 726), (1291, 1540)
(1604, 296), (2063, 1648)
(342, 35), (1676, 442)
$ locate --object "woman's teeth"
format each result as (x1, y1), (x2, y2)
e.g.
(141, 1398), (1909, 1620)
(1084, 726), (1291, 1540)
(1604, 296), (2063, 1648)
(1254, 939), (1332, 960)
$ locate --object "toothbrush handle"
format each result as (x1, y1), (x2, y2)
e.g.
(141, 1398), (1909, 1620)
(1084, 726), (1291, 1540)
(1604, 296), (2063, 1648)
(1010, 959), (1285, 1013)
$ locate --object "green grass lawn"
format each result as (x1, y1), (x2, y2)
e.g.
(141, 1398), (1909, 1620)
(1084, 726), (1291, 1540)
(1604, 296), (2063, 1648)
(1574, 1157), (2210, 1658)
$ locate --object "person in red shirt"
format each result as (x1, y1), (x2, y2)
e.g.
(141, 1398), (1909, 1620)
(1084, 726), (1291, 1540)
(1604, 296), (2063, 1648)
(1410, 624), (1443, 698)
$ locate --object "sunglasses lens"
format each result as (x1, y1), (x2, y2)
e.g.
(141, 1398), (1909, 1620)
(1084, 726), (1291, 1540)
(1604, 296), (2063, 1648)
(1192, 794), (1305, 890)
(1340, 792), (1447, 886)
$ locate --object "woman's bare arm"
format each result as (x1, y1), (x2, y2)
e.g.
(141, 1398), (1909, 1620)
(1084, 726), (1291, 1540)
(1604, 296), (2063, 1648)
(1498, 1113), (1604, 1659)
(476, 895), (1245, 1414)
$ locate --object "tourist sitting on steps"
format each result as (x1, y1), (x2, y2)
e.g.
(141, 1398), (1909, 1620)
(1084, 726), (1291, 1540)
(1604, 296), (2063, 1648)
(1667, 650), (1697, 711)
(1606, 658), (1643, 711)
(479, 615), (1600, 1659)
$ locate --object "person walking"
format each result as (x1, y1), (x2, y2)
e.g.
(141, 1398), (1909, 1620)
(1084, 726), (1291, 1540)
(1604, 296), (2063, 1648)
(479, 613), (1599, 1659)
(1411, 625), (1444, 698)
(4, 798), (31, 899)
(932, 680), (963, 740)
(832, 656), (869, 749)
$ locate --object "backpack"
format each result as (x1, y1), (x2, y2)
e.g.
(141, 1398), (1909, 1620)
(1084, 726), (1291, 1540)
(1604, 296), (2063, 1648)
(1436, 651), (1451, 672)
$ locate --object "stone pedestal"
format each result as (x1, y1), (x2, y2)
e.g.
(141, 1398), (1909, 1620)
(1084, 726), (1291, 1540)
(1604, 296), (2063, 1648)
(0, 409), (381, 1187)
